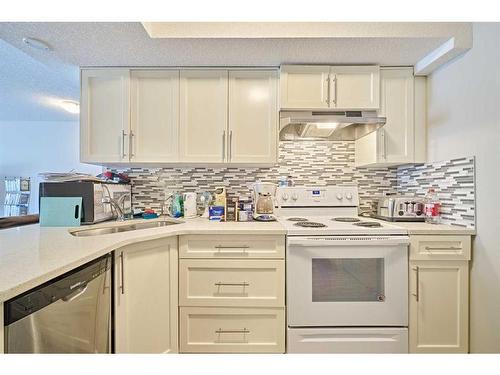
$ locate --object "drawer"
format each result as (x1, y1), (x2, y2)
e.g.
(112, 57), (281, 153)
(179, 259), (284, 307)
(179, 235), (285, 259)
(179, 307), (285, 353)
(410, 235), (471, 261)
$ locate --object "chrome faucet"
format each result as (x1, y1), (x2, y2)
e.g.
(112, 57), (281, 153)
(102, 185), (131, 221)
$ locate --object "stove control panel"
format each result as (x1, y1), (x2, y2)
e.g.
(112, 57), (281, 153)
(277, 186), (359, 207)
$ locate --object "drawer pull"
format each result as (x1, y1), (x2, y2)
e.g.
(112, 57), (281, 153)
(215, 282), (249, 287)
(215, 245), (249, 252)
(425, 246), (462, 251)
(215, 328), (250, 334)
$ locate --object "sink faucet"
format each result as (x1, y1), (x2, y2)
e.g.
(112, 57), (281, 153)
(102, 185), (131, 221)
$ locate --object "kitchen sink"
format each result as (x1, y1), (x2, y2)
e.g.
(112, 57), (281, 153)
(70, 219), (182, 237)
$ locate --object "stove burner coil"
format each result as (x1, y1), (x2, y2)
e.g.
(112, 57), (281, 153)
(353, 221), (383, 228)
(287, 217), (309, 222)
(332, 217), (361, 222)
(294, 221), (327, 228)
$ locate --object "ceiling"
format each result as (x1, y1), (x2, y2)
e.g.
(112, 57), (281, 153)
(0, 22), (472, 122)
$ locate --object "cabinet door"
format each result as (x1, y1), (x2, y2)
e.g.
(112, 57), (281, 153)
(409, 260), (469, 353)
(179, 70), (228, 162)
(332, 66), (380, 109)
(130, 70), (179, 162)
(115, 237), (178, 353)
(280, 65), (330, 109)
(378, 68), (414, 164)
(80, 69), (130, 163)
(228, 70), (278, 164)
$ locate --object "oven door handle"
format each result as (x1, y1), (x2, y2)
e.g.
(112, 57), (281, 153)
(287, 236), (410, 247)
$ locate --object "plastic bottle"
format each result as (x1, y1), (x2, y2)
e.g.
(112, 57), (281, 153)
(424, 188), (441, 224)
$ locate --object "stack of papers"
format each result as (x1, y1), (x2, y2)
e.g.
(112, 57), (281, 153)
(38, 171), (102, 182)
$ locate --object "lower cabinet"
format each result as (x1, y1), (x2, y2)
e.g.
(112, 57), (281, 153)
(180, 307), (285, 353)
(178, 234), (286, 353)
(114, 237), (178, 353)
(409, 235), (471, 353)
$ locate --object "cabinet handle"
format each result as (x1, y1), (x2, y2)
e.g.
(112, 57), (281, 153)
(412, 266), (419, 302)
(425, 246), (462, 251)
(215, 282), (250, 287)
(380, 129), (387, 160)
(229, 130), (233, 161)
(325, 77), (330, 104)
(121, 130), (128, 158)
(119, 251), (125, 295)
(129, 130), (135, 158)
(330, 75), (337, 105)
(222, 130), (226, 162)
(215, 245), (249, 253)
(215, 328), (250, 334)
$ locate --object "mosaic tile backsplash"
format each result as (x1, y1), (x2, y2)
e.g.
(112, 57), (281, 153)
(396, 156), (475, 228)
(117, 141), (398, 213)
(115, 142), (475, 228)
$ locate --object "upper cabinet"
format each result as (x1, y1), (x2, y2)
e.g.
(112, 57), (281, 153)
(280, 65), (380, 110)
(355, 67), (426, 167)
(228, 70), (278, 164)
(80, 68), (278, 166)
(130, 70), (179, 163)
(80, 69), (130, 163)
(178, 70), (228, 163)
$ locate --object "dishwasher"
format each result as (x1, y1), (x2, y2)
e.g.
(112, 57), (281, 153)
(4, 253), (112, 353)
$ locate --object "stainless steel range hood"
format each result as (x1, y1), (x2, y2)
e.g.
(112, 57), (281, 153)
(279, 111), (386, 141)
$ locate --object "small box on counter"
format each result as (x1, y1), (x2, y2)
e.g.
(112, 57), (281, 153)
(209, 205), (225, 221)
(225, 197), (239, 221)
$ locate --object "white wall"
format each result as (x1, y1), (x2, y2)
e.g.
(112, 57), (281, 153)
(0, 121), (102, 216)
(427, 23), (500, 353)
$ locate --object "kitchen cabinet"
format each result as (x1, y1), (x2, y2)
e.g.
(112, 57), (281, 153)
(280, 65), (379, 110)
(178, 234), (286, 353)
(80, 69), (130, 163)
(130, 70), (179, 162)
(179, 70), (228, 163)
(409, 235), (471, 353)
(80, 67), (278, 165)
(114, 237), (178, 353)
(354, 67), (426, 167)
(228, 70), (278, 163)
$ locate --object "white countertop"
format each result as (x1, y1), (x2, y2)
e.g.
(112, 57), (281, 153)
(0, 216), (474, 303)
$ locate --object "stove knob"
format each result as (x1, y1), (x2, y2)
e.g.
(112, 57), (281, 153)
(346, 193), (353, 200)
(291, 194), (299, 201)
(281, 193), (289, 201)
(336, 193), (343, 200)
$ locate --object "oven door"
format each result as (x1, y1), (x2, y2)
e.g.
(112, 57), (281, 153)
(287, 236), (409, 327)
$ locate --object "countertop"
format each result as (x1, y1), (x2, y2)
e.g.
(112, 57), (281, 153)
(367, 218), (477, 235)
(0, 216), (474, 303)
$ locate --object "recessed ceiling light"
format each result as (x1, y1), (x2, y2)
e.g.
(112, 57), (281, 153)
(59, 100), (80, 114)
(22, 37), (51, 51)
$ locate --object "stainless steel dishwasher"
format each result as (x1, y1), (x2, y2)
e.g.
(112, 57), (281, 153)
(4, 253), (111, 353)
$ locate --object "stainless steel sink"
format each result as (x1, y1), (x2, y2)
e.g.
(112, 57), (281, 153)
(70, 219), (182, 237)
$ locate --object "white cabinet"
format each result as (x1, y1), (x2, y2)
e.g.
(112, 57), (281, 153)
(130, 70), (179, 162)
(355, 67), (426, 167)
(409, 235), (471, 353)
(81, 68), (278, 165)
(280, 65), (330, 109)
(280, 65), (379, 110)
(178, 234), (286, 353)
(80, 69), (130, 163)
(333, 66), (380, 109)
(179, 70), (228, 163)
(228, 70), (278, 164)
(114, 237), (178, 353)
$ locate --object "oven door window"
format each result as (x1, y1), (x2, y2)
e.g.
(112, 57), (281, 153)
(312, 258), (385, 302)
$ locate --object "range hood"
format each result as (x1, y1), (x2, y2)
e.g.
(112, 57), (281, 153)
(279, 111), (386, 141)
